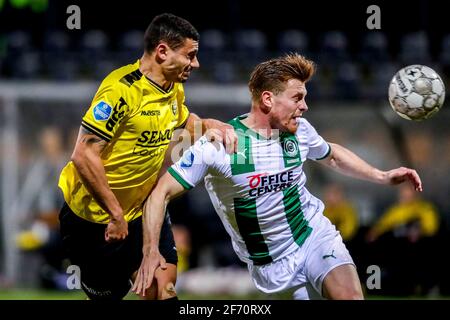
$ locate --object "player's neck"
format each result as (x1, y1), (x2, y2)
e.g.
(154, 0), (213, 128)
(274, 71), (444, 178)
(139, 53), (172, 90)
(241, 112), (273, 138)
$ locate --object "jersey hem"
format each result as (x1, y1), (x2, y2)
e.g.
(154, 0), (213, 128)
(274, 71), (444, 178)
(63, 201), (143, 224)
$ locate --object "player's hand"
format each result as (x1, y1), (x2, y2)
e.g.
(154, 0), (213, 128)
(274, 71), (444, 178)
(384, 167), (423, 192)
(203, 119), (238, 154)
(105, 215), (128, 242)
(132, 248), (167, 296)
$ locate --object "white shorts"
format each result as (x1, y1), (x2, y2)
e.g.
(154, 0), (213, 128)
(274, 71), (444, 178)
(248, 208), (355, 300)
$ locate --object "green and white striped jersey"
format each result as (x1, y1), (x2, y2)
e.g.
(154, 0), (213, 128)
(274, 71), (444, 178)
(168, 114), (331, 265)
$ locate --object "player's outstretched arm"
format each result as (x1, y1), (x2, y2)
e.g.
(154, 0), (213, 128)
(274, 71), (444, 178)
(132, 173), (186, 296)
(185, 113), (238, 154)
(319, 142), (423, 192)
(71, 126), (128, 241)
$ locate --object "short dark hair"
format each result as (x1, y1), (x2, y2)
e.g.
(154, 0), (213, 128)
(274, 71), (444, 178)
(144, 13), (199, 53)
(248, 53), (316, 102)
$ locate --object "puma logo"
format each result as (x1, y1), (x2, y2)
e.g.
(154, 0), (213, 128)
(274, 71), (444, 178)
(322, 249), (337, 259)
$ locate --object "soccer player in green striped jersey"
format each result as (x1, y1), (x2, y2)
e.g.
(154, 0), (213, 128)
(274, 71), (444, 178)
(133, 54), (423, 299)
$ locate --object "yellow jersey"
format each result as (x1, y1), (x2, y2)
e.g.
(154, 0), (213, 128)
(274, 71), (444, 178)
(58, 60), (190, 223)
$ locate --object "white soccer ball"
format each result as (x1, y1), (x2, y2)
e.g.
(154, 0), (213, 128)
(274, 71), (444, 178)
(388, 65), (446, 121)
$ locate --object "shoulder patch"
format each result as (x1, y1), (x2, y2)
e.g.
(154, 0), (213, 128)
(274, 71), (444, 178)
(180, 150), (194, 168)
(93, 101), (112, 121)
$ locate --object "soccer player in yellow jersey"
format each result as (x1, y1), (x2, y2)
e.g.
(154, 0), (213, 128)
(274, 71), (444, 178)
(58, 13), (236, 300)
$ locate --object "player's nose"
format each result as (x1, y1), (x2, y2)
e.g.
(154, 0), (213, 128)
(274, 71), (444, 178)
(191, 56), (200, 69)
(299, 101), (308, 112)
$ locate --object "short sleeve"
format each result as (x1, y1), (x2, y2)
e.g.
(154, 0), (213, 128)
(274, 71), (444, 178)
(81, 81), (133, 142)
(175, 84), (190, 129)
(303, 119), (331, 160)
(169, 136), (226, 189)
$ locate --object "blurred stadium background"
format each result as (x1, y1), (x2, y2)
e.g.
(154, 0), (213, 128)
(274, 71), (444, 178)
(0, 0), (450, 299)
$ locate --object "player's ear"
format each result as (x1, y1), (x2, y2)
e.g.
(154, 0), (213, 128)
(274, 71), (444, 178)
(260, 91), (273, 113)
(155, 42), (170, 62)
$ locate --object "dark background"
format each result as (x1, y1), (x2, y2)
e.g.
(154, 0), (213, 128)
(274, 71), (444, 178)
(1, 0), (450, 298)
(0, 0), (447, 51)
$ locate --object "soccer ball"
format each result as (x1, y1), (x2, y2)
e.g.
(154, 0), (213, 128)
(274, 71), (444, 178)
(388, 65), (445, 121)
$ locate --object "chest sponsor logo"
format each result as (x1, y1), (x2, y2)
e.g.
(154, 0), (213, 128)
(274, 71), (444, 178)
(106, 97), (128, 131)
(141, 110), (161, 116)
(92, 101), (112, 121)
(246, 171), (295, 197)
(133, 129), (172, 157)
(137, 129), (172, 146)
